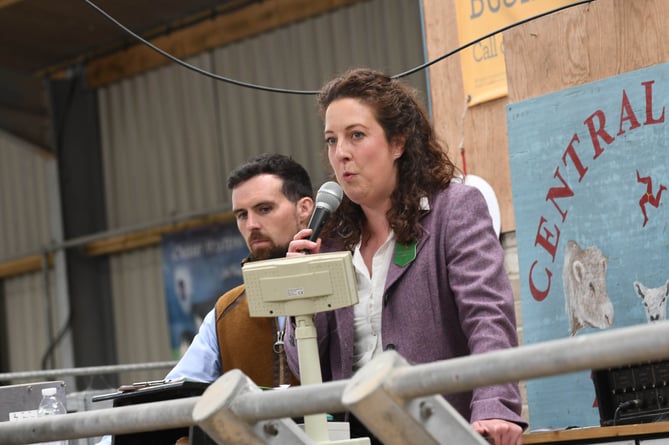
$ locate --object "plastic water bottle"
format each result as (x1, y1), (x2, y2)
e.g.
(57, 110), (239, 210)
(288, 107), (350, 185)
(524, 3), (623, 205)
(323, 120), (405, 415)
(37, 387), (67, 445)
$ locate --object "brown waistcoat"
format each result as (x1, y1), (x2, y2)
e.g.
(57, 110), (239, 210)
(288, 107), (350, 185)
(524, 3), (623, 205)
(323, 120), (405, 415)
(215, 284), (299, 388)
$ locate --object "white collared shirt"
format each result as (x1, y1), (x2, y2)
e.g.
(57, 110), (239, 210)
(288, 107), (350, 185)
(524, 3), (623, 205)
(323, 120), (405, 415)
(351, 231), (395, 371)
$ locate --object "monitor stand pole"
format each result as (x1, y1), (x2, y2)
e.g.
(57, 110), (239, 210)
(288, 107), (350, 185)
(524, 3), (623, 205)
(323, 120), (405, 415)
(295, 315), (370, 445)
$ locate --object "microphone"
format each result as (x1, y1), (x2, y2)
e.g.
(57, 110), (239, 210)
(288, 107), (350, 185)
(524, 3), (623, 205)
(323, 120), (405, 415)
(306, 181), (343, 242)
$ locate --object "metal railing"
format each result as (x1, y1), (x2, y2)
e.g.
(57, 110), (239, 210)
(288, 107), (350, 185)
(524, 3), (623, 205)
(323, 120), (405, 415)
(2, 322), (669, 444)
(0, 360), (177, 382)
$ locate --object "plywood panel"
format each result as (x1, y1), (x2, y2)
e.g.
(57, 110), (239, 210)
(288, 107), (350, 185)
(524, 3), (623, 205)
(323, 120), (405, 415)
(421, 0), (515, 232)
(504, 0), (669, 103)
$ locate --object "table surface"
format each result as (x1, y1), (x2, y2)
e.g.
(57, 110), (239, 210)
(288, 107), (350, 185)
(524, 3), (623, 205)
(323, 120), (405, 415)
(523, 421), (669, 444)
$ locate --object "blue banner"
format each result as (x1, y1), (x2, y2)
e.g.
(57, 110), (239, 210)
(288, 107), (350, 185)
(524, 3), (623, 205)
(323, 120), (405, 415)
(161, 221), (247, 358)
(507, 62), (669, 429)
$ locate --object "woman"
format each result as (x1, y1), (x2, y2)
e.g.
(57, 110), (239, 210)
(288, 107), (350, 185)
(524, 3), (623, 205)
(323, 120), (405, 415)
(286, 68), (525, 445)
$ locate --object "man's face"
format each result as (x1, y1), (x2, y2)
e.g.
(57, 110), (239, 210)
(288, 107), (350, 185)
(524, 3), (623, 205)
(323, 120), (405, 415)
(232, 174), (313, 261)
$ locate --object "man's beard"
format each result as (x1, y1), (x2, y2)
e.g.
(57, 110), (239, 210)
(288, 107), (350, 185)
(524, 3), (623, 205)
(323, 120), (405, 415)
(248, 244), (289, 262)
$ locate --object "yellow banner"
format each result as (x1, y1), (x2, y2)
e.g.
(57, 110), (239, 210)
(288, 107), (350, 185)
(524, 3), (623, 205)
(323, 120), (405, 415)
(454, 0), (574, 106)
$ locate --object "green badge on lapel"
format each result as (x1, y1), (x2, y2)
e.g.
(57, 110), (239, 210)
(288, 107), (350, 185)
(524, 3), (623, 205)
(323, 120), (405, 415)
(394, 241), (416, 266)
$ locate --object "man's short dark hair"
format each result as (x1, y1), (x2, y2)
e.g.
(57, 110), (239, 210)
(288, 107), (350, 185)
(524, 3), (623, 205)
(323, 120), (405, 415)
(227, 153), (313, 202)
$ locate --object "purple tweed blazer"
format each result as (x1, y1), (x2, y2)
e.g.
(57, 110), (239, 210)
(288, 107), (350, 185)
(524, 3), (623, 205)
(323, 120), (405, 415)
(285, 182), (526, 427)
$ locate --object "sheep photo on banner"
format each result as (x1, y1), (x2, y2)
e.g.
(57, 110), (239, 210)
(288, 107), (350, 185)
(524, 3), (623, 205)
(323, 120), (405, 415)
(507, 61), (669, 430)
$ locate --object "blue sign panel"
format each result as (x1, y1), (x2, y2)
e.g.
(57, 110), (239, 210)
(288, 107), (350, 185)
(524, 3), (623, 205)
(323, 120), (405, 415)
(161, 221), (247, 358)
(507, 62), (669, 429)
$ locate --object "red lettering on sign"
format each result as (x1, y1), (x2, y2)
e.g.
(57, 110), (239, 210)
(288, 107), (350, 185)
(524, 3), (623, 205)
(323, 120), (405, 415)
(617, 89), (641, 136)
(584, 110), (615, 160)
(643, 80), (666, 125)
(529, 260), (552, 302)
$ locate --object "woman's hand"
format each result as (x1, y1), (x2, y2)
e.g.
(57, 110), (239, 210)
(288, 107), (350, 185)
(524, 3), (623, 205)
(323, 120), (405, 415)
(471, 419), (523, 445)
(287, 228), (322, 256)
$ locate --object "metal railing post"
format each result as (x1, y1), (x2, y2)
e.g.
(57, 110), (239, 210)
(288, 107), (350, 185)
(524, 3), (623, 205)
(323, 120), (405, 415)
(193, 369), (314, 445)
(342, 350), (489, 445)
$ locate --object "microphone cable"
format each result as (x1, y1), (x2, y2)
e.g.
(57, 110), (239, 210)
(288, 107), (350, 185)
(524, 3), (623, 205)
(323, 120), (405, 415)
(612, 399), (641, 425)
(83, 0), (596, 93)
(83, 0), (315, 95)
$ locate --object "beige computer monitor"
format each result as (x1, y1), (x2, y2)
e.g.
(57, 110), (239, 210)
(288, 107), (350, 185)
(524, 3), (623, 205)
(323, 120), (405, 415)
(243, 251), (358, 317)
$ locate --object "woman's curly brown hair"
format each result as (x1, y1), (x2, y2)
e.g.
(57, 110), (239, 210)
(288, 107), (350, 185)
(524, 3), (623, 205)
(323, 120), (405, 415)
(318, 68), (457, 250)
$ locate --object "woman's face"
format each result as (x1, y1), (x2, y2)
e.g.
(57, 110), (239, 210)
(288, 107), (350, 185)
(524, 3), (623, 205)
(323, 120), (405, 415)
(324, 98), (404, 211)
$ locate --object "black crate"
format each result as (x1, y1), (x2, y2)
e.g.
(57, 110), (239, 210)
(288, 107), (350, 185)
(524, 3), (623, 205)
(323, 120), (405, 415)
(593, 360), (669, 426)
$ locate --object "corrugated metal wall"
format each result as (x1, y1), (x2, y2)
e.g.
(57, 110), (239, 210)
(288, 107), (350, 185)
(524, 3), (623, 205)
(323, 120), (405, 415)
(4, 271), (56, 372)
(108, 248), (168, 384)
(98, 53), (223, 229)
(0, 130), (57, 373)
(0, 131), (51, 257)
(98, 0), (427, 385)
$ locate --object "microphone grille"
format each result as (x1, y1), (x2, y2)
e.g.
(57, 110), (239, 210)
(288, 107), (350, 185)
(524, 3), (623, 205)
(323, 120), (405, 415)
(316, 181), (343, 212)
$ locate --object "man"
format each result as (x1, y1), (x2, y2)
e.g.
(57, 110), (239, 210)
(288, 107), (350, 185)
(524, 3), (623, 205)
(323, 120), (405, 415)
(166, 153), (314, 387)
(99, 154), (314, 445)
